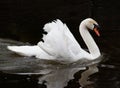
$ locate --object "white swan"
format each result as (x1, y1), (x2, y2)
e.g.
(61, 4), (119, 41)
(7, 18), (101, 62)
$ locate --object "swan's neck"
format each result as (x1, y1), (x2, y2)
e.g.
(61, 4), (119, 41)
(79, 23), (101, 59)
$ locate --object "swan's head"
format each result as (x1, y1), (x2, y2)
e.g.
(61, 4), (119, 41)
(81, 18), (100, 36)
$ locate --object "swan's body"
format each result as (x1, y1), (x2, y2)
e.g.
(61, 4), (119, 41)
(7, 18), (101, 62)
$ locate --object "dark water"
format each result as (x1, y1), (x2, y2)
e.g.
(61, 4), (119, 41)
(0, 31), (120, 88)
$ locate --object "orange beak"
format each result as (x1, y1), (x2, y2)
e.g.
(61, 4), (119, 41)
(93, 27), (100, 36)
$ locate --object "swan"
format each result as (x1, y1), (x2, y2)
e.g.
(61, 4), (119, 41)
(7, 18), (101, 62)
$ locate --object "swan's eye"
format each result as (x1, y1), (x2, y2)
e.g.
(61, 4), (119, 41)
(93, 24), (100, 29)
(93, 24), (100, 36)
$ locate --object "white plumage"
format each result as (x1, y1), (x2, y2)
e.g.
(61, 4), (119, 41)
(7, 18), (101, 62)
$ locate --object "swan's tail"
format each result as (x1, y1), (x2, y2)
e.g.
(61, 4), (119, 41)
(7, 45), (54, 59)
(7, 46), (41, 57)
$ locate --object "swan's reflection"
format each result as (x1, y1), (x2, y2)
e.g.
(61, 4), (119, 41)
(38, 63), (99, 88)
(38, 66), (84, 88)
(79, 64), (98, 87)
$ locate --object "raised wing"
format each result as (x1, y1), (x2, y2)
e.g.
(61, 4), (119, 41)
(38, 19), (82, 60)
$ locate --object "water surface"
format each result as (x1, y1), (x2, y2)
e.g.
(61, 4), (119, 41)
(0, 31), (119, 88)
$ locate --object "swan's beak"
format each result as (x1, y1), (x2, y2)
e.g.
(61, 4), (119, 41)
(93, 24), (100, 36)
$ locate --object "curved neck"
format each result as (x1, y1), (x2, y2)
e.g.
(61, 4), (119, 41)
(79, 22), (101, 59)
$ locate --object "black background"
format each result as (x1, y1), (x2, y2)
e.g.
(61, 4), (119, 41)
(0, 0), (120, 88)
(0, 0), (119, 44)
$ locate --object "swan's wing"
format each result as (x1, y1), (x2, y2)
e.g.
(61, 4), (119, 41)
(38, 19), (82, 59)
(38, 20), (69, 58)
(63, 24), (82, 55)
(7, 46), (54, 59)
